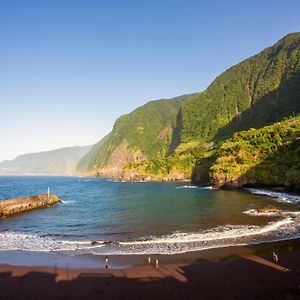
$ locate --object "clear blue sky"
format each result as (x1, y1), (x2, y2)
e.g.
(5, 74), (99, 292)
(1, 0), (299, 161)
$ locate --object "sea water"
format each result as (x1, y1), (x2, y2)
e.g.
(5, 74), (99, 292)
(0, 176), (300, 257)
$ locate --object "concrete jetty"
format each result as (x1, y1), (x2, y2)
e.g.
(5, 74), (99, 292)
(0, 194), (62, 219)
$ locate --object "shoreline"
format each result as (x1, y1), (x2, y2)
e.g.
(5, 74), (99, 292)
(1, 238), (300, 299)
(1, 236), (300, 269)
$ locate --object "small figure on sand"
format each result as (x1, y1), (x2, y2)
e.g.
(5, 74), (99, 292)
(272, 252), (278, 262)
(148, 256), (151, 264)
(105, 255), (108, 268)
(155, 259), (159, 269)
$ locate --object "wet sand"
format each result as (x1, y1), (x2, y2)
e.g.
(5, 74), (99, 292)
(1, 239), (300, 299)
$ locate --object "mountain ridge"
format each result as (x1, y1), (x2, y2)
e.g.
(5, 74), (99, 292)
(76, 93), (198, 176)
(0, 145), (91, 176)
(78, 32), (300, 180)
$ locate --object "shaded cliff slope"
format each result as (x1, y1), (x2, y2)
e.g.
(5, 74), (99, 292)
(179, 32), (300, 144)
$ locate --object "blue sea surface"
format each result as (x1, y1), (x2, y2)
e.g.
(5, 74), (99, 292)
(0, 176), (300, 256)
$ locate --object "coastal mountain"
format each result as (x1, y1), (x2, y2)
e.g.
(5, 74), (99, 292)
(76, 94), (197, 176)
(76, 134), (111, 175)
(78, 32), (300, 184)
(179, 32), (300, 145)
(123, 115), (300, 191)
(0, 146), (91, 176)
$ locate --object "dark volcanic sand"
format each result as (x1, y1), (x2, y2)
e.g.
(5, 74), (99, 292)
(0, 239), (300, 299)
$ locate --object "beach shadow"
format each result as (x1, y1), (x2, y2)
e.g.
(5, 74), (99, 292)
(1, 243), (300, 299)
(1, 249), (299, 300)
(0, 249), (299, 300)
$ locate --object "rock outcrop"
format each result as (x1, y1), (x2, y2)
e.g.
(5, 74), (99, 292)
(121, 169), (189, 182)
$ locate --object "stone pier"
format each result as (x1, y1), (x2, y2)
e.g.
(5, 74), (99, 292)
(0, 194), (62, 219)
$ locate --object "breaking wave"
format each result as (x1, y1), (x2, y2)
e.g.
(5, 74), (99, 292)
(61, 200), (75, 205)
(246, 188), (300, 203)
(243, 209), (300, 217)
(1, 214), (299, 255)
(77, 179), (93, 182)
(176, 185), (213, 190)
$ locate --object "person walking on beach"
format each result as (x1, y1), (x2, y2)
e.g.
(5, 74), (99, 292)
(155, 259), (159, 269)
(272, 252), (278, 262)
(105, 255), (108, 268)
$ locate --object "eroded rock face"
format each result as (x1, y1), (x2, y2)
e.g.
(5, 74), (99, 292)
(157, 126), (172, 141)
(94, 139), (147, 178)
(121, 169), (189, 182)
(209, 175), (259, 189)
(109, 139), (146, 168)
(258, 206), (279, 213)
(209, 173), (300, 192)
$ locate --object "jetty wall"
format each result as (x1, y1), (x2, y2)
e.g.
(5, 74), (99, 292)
(0, 194), (61, 219)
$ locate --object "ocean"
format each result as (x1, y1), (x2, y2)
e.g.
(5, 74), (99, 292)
(0, 176), (300, 258)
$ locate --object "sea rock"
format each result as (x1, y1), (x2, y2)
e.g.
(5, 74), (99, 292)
(258, 206), (279, 213)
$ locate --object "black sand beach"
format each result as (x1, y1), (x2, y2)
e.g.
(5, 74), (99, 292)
(1, 238), (300, 299)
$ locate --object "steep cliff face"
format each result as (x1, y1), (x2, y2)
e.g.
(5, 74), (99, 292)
(77, 94), (197, 176)
(118, 33), (300, 184)
(179, 32), (300, 144)
(76, 134), (111, 175)
(78, 33), (300, 185)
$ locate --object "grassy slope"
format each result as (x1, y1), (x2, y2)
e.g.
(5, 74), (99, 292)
(209, 116), (300, 190)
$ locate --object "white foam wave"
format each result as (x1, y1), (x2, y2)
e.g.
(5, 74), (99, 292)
(61, 200), (75, 204)
(176, 185), (198, 189)
(78, 179), (92, 182)
(176, 185), (213, 190)
(246, 188), (300, 203)
(243, 209), (281, 217)
(243, 209), (300, 217)
(0, 232), (104, 252)
(201, 186), (213, 190)
(60, 240), (101, 245)
(0, 213), (299, 255)
(120, 217), (294, 246)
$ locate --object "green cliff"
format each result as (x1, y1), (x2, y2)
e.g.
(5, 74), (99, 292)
(179, 32), (300, 144)
(78, 33), (300, 188)
(76, 94), (197, 176)
(121, 33), (300, 187)
(209, 116), (300, 190)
